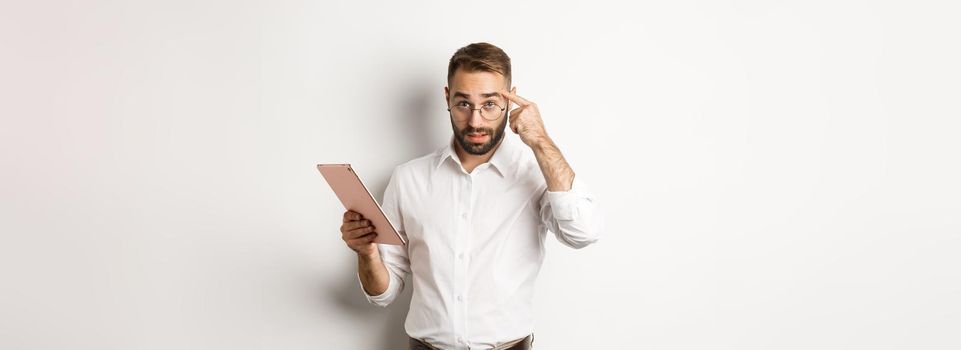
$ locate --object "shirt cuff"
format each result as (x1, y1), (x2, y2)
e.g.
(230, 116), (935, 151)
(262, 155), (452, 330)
(546, 176), (592, 221)
(356, 271), (395, 306)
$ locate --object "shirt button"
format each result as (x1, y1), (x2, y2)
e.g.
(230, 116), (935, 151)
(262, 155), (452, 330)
(457, 294), (463, 301)
(461, 212), (467, 220)
(458, 253), (464, 260)
(457, 336), (464, 344)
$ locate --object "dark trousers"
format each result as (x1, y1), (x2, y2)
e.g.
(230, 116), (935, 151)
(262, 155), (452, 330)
(408, 334), (533, 350)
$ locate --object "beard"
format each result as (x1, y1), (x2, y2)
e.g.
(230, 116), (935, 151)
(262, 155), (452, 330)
(451, 115), (508, 156)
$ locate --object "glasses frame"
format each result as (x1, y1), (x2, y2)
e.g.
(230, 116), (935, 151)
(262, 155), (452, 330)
(447, 101), (508, 121)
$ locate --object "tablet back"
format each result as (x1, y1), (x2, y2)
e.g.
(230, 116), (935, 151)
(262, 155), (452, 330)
(317, 164), (406, 246)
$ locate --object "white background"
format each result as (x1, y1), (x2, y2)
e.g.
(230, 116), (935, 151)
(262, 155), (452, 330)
(1, 0), (959, 349)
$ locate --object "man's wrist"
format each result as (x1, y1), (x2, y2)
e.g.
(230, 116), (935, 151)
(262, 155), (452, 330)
(358, 249), (380, 262)
(530, 135), (554, 151)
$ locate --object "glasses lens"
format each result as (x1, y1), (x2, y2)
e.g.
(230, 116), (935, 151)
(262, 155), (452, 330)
(451, 106), (471, 119)
(480, 105), (502, 120)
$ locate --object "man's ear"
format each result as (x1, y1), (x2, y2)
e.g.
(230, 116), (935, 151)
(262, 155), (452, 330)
(444, 86), (450, 105)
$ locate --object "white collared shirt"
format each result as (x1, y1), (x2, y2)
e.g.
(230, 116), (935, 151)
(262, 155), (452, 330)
(359, 136), (603, 350)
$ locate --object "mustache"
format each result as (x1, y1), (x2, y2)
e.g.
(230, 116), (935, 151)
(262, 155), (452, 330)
(461, 127), (493, 136)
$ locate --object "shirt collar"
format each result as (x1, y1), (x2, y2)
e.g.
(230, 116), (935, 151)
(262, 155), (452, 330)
(435, 135), (515, 178)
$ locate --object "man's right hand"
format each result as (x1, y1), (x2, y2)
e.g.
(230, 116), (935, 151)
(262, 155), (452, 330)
(341, 210), (378, 257)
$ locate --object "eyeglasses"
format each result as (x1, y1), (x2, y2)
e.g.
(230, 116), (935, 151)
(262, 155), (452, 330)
(447, 101), (507, 121)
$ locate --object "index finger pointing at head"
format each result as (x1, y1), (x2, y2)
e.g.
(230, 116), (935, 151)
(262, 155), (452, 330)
(500, 90), (531, 106)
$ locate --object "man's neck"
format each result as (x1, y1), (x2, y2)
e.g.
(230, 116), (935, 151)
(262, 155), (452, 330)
(452, 137), (503, 174)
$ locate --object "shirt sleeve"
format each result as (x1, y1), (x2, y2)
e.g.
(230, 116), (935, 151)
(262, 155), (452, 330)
(359, 167), (411, 307)
(538, 174), (604, 249)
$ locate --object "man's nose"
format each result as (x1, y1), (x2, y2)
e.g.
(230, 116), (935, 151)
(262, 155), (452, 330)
(468, 109), (485, 127)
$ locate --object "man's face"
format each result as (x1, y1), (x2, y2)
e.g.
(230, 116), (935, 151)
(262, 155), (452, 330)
(445, 69), (510, 156)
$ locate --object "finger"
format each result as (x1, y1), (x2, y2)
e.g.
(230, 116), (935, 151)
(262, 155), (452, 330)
(346, 225), (376, 239)
(342, 219), (372, 231)
(355, 219), (373, 230)
(343, 211), (363, 223)
(500, 89), (531, 106)
(347, 233), (377, 246)
(346, 227), (376, 240)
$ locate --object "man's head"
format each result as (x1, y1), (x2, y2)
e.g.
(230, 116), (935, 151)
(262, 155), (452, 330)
(445, 42), (513, 156)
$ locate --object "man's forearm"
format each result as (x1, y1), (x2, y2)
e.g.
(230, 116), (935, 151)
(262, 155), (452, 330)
(358, 251), (390, 296)
(532, 137), (575, 191)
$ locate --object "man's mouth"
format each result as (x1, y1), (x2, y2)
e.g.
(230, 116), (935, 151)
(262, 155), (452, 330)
(466, 133), (489, 143)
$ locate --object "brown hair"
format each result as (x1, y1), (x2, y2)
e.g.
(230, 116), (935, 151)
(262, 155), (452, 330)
(447, 42), (512, 86)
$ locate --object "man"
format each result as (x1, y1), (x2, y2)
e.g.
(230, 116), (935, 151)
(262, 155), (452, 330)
(339, 42), (603, 350)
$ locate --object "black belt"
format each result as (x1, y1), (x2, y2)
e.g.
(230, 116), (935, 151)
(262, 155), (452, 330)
(408, 334), (533, 350)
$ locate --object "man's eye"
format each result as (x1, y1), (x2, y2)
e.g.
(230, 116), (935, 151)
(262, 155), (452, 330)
(456, 101), (471, 107)
(484, 102), (497, 107)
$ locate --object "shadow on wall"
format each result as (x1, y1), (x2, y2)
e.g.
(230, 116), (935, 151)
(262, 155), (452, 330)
(331, 265), (414, 349)
(403, 78), (446, 158)
(329, 76), (438, 348)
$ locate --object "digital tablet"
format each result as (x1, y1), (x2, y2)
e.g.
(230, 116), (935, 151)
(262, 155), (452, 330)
(316, 164), (406, 246)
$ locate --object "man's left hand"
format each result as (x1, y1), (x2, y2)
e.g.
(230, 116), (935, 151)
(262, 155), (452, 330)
(500, 88), (550, 148)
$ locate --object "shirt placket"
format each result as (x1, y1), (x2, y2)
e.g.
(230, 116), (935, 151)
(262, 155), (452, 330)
(452, 171), (473, 349)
